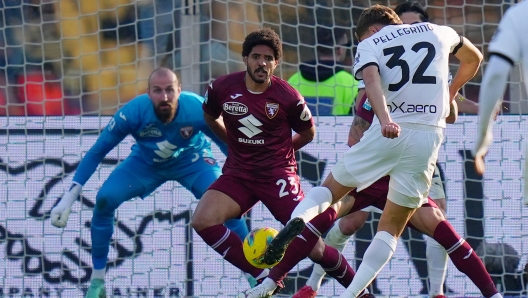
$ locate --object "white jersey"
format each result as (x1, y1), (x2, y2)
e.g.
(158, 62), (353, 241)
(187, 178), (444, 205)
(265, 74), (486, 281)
(488, 1), (528, 92)
(353, 23), (461, 128)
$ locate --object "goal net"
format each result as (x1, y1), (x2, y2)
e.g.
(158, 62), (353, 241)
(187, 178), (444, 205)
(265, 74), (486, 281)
(1, 0), (526, 297)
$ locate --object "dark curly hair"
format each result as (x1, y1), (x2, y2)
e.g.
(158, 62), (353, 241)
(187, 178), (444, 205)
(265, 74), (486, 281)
(394, 1), (429, 22)
(242, 28), (283, 61)
(356, 5), (402, 41)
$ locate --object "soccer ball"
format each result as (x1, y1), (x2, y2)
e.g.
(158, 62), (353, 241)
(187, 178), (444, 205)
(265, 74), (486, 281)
(242, 227), (279, 269)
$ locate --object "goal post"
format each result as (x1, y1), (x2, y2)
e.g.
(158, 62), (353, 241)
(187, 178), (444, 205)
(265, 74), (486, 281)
(1, 1), (527, 297)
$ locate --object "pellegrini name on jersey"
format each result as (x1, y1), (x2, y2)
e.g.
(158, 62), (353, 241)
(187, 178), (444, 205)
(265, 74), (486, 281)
(372, 23), (434, 45)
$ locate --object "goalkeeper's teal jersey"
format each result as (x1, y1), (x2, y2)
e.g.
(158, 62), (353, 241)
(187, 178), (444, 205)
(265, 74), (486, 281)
(73, 91), (227, 186)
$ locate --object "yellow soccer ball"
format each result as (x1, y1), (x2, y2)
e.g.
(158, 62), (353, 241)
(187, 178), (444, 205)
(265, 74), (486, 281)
(242, 227), (279, 269)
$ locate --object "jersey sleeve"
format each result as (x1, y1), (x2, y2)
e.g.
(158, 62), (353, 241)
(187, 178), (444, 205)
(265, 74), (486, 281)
(440, 26), (463, 54)
(487, 11), (521, 65)
(353, 41), (378, 80)
(72, 106), (133, 185)
(202, 81), (223, 118)
(354, 92), (374, 124)
(287, 90), (315, 133)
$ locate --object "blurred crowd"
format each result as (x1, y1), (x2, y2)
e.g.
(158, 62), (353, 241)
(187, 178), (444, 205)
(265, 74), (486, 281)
(0, 0), (511, 116)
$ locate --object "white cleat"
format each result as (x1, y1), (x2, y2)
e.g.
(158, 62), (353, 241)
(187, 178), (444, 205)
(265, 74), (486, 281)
(238, 278), (277, 298)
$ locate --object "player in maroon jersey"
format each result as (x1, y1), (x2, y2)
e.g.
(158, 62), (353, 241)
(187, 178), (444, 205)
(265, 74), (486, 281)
(190, 28), (359, 297)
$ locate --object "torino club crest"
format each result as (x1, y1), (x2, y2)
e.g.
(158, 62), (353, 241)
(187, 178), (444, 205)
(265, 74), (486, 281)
(265, 102), (279, 119)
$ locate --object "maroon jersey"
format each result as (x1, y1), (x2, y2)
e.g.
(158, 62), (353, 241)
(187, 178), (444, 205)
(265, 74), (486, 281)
(203, 71), (314, 180)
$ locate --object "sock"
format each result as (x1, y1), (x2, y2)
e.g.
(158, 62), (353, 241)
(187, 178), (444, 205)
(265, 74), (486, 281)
(306, 263), (327, 292)
(490, 294), (503, 298)
(90, 213), (114, 271)
(290, 186), (332, 223)
(325, 219), (352, 251)
(256, 269), (269, 280)
(306, 220), (352, 291)
(340, 231), (397, 298)
(196, 224), (262, 277)
(91, 268), (106, 280)
(269, 208), (337, 283)
(318, 245), (356, 288)
(224, 217), (249, 240)
(432, 220), (499, 298)
(426, 236), (447, 296)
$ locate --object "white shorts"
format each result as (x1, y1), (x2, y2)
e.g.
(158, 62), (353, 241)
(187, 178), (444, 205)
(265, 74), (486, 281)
(428, 164), (446, 200)
(332, 123), (443, 209)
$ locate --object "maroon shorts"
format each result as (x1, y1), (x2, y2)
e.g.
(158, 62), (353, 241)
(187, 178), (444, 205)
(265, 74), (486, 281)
(348, 175), (438, 216)
(208, 173), (304, 225)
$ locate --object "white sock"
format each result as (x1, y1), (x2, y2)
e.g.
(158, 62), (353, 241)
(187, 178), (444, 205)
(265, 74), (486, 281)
(339, 231), (397, 298)
(490, 294), (503, 298)
(426, 237), (448, 297)
(306, 263), (327, 292)
(255, 268), (269, 280)
(324, 220), (351, 251)
(290, 186), (332, 223)
(91, 268), (106, 281)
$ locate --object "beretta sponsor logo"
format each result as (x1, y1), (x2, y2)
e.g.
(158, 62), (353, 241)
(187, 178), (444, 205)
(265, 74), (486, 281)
(223, 102), (248, 115)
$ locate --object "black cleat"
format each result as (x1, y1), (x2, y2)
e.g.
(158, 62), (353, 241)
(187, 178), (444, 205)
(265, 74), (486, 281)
(260, 217), (306, 265)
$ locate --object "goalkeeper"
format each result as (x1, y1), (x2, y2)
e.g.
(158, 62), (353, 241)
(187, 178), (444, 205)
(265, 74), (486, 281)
(50, 67), (250, 298)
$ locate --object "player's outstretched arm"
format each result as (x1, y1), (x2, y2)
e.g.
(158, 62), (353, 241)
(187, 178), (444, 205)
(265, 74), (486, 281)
(51, 115), (127, 228)
(450, 37), (483, 101)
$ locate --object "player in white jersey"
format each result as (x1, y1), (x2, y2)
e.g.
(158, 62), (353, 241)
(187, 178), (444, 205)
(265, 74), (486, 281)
(474, 1), (528, 185)
(260, 5), (487, 297)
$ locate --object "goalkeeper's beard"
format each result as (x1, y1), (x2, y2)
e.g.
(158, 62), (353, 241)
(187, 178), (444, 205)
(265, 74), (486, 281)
(154, 103), (176, 123)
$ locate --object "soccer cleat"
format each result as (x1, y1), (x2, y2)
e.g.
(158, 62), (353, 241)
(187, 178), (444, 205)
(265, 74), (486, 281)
(85, 278), (106, 298)
(260, 217), (306, 265)
(292, 285), (317, 298)
(238, 278), (285, 298)
(432, 296), (447, 298)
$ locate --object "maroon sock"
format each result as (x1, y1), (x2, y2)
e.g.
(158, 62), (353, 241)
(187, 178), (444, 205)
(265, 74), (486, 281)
(318, 245), (357, 288)
(268, 208), (338, 282)
(196, 224), (262, 277)
(433, 220), (498, 298)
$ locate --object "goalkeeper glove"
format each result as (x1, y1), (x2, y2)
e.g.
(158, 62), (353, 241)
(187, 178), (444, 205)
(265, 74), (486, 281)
(50, 182), (82, 228)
